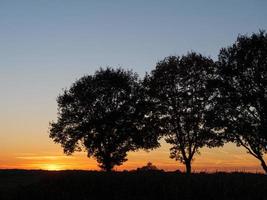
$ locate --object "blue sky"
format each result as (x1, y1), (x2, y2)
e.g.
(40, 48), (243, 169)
(1, 0), (266, 105)
(0, 0), (267, 170)
(1, 1), (267, 75)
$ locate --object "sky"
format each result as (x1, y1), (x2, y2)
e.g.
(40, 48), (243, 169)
(0, 0), (267, 172)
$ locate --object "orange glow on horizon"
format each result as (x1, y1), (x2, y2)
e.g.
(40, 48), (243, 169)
(0, 142), (266, 173)
(42, 164), (63, 171)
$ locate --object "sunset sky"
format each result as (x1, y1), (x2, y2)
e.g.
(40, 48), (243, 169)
(0, 0), (267, 172)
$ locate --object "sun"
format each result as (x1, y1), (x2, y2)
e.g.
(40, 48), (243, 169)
(43, 164), (62, 171)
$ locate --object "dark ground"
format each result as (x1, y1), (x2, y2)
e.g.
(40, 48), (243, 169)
(0, 170), (266, 200)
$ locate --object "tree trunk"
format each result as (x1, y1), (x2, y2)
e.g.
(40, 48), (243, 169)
(105, 166), (112, 172)
(259, 157), (267, 174)
(185, 160), (191, 174)
(102, 153), (113, 172)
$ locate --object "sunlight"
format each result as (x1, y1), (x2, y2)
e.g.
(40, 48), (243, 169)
(43, 164), (63, 171)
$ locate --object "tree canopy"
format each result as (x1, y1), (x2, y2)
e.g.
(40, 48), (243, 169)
(49, 68), (159, 171)
(144, 52), (223, 174)
(215, 31), (267, 173)
(49, 30), (267, 173)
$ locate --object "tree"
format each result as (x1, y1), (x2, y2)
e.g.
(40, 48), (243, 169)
(216, 31), (267, 173)
(49, 68), (159, 172)
(144, 53), (223, 174)
(136, 162), (163, 172)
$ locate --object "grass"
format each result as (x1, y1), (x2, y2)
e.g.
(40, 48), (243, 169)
(0, 170), (266, 200)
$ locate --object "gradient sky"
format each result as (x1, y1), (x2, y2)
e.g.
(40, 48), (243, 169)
(0, 0), (267, 172)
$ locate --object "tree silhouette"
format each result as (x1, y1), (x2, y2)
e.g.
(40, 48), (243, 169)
(144, 53), (223, 174)
(136, 162), (162, 171)
(49, 68), (159, 171)
(215, 31), (267, 173)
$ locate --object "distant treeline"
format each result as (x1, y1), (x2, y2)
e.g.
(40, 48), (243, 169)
(49, 30), (267, 174)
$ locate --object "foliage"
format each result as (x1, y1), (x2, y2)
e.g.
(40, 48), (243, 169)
(136, 162), (163, 172)
(48, 30), (267, 174)
(49, 68), (159, 171)
(144, 52), (223, 173)
(215, 31), (267, 173)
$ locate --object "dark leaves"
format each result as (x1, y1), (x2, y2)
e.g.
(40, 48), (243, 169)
(49, 68), (159, 171)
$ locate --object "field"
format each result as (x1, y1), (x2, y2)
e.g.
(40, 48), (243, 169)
(0, 170), (266, 200)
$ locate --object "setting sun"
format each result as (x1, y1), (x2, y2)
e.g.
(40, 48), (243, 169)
(43, 164), (63, 171)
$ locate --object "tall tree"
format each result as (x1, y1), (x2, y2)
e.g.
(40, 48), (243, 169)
(216, 31), (267, 173)
(144, 53), (222, 174)
(49, 68), (159, 171)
